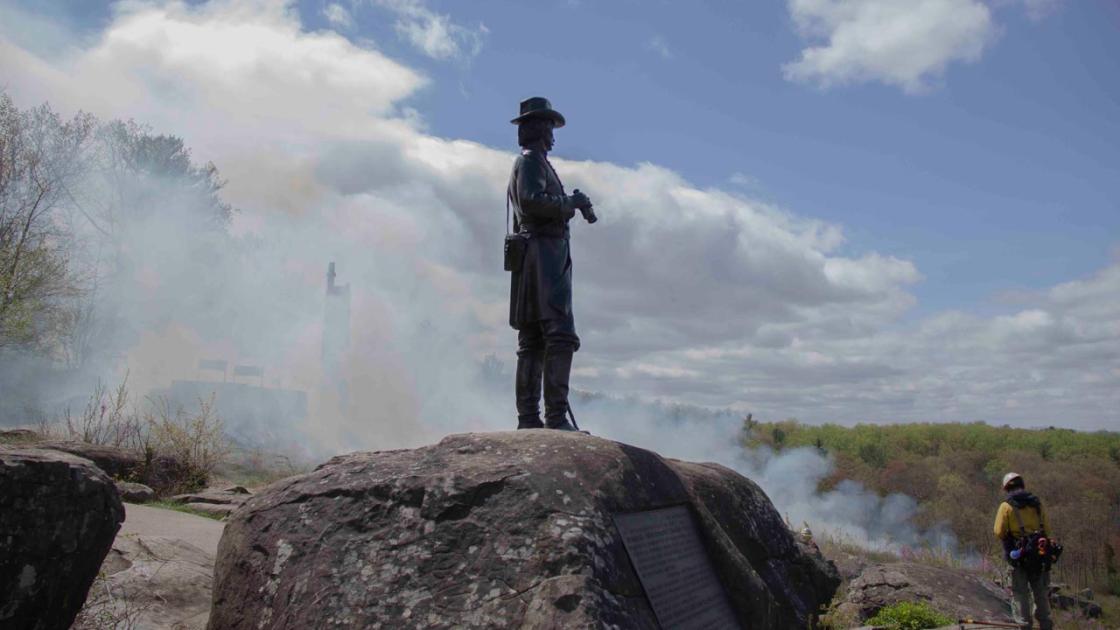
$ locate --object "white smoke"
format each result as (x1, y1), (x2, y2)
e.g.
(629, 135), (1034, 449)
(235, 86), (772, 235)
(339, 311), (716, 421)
(568, 394), (955, 551)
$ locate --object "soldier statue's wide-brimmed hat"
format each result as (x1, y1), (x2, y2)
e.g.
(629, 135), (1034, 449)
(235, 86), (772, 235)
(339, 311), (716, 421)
(510, 96), (565, 128)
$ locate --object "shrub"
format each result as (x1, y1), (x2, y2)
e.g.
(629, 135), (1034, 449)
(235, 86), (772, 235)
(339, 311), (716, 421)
(140, 394), (228, 495)
(64, 377), (143, 448)
(866, 601), (953, 630)
(55, 377), (230, 496)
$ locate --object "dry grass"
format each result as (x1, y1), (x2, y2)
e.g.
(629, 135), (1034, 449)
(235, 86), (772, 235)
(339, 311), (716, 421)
(817, 532), (901, 565)
(71, 570), (149, 630)
(817, 582), (860, 630)
(214, 446), (310, 490)
(146, 499), (226, 522)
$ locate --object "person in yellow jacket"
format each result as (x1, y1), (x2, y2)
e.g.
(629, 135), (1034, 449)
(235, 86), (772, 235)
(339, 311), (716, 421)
(993, 472), (1053, 630)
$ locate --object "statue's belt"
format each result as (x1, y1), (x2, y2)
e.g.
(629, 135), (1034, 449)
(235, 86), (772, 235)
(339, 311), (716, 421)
(519, 226), (568, 238)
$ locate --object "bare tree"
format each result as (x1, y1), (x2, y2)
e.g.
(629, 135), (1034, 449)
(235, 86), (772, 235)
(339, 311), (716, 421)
(76, 119), (231, 249)
(57, 118), (235, 367)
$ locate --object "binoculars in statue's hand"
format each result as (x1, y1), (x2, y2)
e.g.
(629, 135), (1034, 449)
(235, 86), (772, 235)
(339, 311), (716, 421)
(573, 189), (597, 224)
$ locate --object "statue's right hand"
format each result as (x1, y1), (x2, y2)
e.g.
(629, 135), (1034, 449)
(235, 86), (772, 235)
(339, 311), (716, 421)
(571, 190), (592, 210)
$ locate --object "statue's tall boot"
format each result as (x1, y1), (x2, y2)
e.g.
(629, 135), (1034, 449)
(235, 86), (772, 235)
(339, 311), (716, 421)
(543, 349), (579, 431)
(515, 350), (544, 429)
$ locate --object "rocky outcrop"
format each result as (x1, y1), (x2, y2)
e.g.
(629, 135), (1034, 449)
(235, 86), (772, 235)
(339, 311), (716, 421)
(36, 440), (143, 479)
(209, 431), (839, 629)
(171, 486), (251, 507)
(35, 441), (193, 497)
(1053, 586), (1102, 618)
(837, 562), (1013, 624)
(170, 486), (252, 518)
(0, 446), (126, 630)
(116, 481), (156, 503)
(0, 429), (41, 444)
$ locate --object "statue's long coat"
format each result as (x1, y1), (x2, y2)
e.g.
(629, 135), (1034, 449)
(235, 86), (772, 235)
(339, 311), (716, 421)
(507, 148), (574, 329)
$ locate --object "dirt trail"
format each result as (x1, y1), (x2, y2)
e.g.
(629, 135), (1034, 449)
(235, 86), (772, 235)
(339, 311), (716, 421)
(120, 503), (224, 554)
(84, 504), (226, 629)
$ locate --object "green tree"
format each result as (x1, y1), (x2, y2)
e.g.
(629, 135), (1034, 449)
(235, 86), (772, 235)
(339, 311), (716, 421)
(0, 92), (94, 352)
(858, 441), (887, 469)
(772, 426), (786, 447)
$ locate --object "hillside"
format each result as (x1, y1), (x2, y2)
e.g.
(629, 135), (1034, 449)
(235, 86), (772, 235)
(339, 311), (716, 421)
(743, 420), (1120, 613)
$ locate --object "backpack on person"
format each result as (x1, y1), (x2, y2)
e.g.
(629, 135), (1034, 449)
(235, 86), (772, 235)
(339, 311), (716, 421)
(1007, 501), (1063, 572)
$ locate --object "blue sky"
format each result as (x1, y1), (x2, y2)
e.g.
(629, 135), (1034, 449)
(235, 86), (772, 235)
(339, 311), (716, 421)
(1, 0), (1117, 430)
(351, 0), (1120, 316)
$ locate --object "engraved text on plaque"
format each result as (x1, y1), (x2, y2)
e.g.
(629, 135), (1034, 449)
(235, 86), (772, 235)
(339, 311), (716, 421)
(613, 505), (739, 630)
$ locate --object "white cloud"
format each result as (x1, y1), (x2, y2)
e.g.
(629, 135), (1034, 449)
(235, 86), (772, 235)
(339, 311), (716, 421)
(1003, 0), (1063, 20)
(0, 0), (1114, 449)
(728, 172), (761, 189)
(373, 0), (487, 61)
(322, 3), (353, 29)
(783, 0), (995, 93)
(646, 35), (673, 59)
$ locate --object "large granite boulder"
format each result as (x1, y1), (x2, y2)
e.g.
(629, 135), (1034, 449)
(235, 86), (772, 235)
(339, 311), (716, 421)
(0, 446), (126, 630)
(209, 431), (839, 629)
(837, 562), (1013, 624)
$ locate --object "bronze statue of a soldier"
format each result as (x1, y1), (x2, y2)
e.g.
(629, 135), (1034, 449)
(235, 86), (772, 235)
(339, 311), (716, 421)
(506, 97), (596, 431)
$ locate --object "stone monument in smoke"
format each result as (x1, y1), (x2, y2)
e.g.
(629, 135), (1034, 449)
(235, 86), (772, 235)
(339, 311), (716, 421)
(321, 261), (351, 414)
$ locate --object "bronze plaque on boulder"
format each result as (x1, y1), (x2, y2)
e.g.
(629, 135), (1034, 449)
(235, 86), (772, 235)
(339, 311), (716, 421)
(614, 505), (739, 630)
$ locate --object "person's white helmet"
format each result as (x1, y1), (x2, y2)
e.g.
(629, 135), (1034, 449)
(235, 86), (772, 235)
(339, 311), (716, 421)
(1002, 472), (1023, 490)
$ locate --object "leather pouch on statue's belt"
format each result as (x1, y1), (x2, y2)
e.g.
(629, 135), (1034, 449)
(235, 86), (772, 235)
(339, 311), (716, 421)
(504, 192), (526, 272)
(504, 232), (529, 272)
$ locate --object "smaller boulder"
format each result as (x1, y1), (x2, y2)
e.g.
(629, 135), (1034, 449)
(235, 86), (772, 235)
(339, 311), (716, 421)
(170, 486), (251, 507)
(184, 502), (238, 518)
(0, 429), (41, 444)
(36, 441), (142, 479)
(31, 442), (196, 497)
(116, 481), (156, 503)
(1052, 589), (1102, 618)
(838, 562), (1012, 624)
(822, 546), (870, 582)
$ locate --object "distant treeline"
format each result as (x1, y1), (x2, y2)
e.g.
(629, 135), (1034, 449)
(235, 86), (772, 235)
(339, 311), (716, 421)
(743, 419), (1120, 594)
